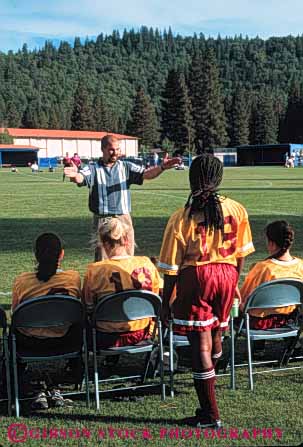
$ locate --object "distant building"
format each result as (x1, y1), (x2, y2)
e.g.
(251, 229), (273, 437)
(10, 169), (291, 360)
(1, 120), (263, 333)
(212, 147), (237, 166)
(237, 143), (303, 166)
(0, 144), (39, 167)
(0, 128), (139, 165)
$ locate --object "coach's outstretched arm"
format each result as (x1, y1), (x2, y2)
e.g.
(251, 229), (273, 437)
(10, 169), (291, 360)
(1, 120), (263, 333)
(143, 156), (182, 180)
(63, 161), (84, 184)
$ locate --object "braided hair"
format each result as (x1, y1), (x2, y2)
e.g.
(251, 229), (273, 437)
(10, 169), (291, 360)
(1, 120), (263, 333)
(185, 154), (225, 234)
(265, 220), (294, 260)
(35, 233), (62, 282)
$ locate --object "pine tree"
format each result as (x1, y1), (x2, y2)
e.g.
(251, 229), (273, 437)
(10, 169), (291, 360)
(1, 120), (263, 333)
(189, 49), (228, 153)
(281, 81), (303, 142)
(71, 81), (94, 130)
(0, 94), (6, 126)
(161, 69), (194, 152)
(230, 87), (250, 146)
(0, 128), (13, 144)
(93, 94), (117, 132)
(253, 89), (278, 144)
(126, 87), (159, 148)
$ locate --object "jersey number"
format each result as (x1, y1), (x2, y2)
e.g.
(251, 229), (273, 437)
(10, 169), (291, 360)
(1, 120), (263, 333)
(196, 215), (237, 260)
(110, 267), (152, 292)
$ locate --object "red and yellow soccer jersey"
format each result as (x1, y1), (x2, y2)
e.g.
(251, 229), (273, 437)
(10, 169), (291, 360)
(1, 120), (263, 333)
(158, 196), (254, 276)
(240, 257), (303, 317)
(82, 256), (162, 333)
(12, 270), (81, 338)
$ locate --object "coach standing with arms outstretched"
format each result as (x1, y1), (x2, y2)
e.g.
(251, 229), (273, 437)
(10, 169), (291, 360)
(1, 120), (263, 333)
(64, 134), (181, 260)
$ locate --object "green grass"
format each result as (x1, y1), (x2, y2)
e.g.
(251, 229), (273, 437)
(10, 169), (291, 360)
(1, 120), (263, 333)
(0, 166), (302, 446)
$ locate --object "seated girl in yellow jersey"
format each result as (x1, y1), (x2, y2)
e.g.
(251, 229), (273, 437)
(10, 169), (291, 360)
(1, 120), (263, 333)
(12, 232), (81, 410)
(82, 217), (162, 348)
(240, 220), (302, 329)
(158, 154), (254, 429)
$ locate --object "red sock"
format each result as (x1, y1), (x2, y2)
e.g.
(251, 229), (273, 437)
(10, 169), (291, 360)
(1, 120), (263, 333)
(193, 367), (220, 421)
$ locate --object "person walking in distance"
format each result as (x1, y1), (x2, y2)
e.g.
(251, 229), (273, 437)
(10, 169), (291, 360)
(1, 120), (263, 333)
(62, 152), (72, 182)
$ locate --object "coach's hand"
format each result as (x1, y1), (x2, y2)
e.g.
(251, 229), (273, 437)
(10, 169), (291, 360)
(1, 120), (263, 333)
(64, 161), (84, 184)
(64, 161), (78, 178)
(162, 156), (182, 170)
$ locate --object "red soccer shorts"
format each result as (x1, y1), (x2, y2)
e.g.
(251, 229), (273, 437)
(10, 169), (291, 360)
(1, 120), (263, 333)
(172, 263), (238, 334)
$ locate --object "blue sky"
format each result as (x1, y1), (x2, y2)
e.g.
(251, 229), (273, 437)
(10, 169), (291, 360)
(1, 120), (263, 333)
(1, 0), (303, 52)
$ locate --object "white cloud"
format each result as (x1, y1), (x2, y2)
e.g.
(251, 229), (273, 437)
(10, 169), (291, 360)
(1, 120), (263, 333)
(1, 0), (303, 51)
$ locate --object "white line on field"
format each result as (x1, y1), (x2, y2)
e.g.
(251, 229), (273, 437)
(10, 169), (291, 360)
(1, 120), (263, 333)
(0, 292), (11, 296)
(16, 171), (62, 183)
(251, 208), (301, 216)
(134, 191), (188, 200)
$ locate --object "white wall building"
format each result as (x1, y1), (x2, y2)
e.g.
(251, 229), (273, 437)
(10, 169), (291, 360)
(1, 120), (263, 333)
(1, 128), (139, 160)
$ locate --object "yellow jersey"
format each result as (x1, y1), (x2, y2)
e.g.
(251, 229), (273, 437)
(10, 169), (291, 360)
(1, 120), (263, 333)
(82, 256), (162, 333)
(158, 196), (254, 276)
(12, 270), (81, 338)
(240, 257), (303, 317)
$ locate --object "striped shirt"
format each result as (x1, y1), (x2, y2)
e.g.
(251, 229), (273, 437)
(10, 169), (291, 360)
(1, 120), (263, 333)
(79, 160), (145, 215)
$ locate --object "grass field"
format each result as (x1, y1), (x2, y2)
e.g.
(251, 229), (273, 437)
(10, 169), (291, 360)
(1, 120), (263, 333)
(0, 166), (302, 447)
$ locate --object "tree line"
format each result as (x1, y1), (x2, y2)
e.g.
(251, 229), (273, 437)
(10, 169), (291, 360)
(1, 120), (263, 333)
(1, 27), (303, 152)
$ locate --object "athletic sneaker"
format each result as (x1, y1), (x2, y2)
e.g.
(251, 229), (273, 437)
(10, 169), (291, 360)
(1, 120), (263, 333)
(181, 409), (222, 428)
(31, 392), (49, 411)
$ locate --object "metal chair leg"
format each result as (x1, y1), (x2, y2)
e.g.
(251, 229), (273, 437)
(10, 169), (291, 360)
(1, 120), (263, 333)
(83, 329), (90, 408)
(92, 329), (100, 410)
(230, 316), (236, 390)
(245, 314), (254, 391)
(12, 336), (20, 417)
(158, 319), (166, 400)
(169, 320), (174, 398)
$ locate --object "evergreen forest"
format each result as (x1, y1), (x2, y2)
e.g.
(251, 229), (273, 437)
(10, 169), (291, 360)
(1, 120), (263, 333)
(1, 27), (303, 153)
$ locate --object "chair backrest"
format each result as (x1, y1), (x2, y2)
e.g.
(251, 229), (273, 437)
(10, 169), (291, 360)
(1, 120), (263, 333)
(92, 290), (162, 324)
(243, 278), (303, 312)
(0, 307), (7, 330)
(11, 295), (83, 331)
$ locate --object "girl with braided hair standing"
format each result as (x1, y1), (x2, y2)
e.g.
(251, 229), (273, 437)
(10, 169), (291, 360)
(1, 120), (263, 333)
(240, 220), (302, 329)
(158, 154), (254, 428)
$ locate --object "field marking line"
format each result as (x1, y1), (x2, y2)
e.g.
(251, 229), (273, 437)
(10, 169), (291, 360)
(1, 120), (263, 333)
(134, 190), (188, 200)
(251, 208), (301, 216)
(0, 292), (11, 296)
(15, 171), (62, 183)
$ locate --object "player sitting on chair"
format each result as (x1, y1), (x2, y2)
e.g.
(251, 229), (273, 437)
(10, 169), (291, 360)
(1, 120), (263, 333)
(240, 220), (303, 329)
(12, 232), (81, 410)
(82, 217), (162, 348)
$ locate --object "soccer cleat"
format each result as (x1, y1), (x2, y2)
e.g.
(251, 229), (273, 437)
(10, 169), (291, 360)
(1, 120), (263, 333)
(196, 419), (223, 429)
(181, 408), (223, 428)
(181, 415), (222, 428)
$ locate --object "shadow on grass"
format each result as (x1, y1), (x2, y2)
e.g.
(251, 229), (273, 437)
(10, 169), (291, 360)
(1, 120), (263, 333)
(0, 217), (170, 257)
(2, 214), (303, 254)
(18, 410), (188, 425)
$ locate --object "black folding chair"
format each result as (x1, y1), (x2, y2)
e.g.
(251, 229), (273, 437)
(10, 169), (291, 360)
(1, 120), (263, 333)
(91, 290), (165, 410)
(0, 307), (12, 415)
(11, 295), (89, 416)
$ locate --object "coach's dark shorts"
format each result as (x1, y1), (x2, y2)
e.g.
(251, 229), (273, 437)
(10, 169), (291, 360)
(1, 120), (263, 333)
(172, 263), (238, 334)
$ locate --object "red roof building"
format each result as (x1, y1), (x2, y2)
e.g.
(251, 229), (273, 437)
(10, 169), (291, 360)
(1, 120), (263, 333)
(0, 128), (139, 160)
